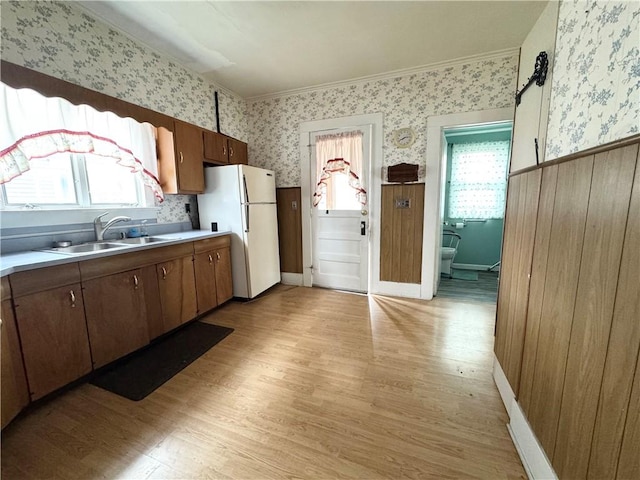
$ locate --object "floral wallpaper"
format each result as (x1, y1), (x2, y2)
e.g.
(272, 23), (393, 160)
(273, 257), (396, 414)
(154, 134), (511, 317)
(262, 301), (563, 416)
(545, 0), (639, 160)
(247, 55), (519, 188)
(1, 0), (248, 223)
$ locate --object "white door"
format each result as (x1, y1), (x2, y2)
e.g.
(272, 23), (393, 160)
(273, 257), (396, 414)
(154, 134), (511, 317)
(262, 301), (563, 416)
(310, 126), (370, 292)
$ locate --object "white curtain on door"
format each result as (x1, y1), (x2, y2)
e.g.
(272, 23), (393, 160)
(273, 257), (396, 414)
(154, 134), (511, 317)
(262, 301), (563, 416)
(313, 130), (366, 208)
(0, 83), (163, 201)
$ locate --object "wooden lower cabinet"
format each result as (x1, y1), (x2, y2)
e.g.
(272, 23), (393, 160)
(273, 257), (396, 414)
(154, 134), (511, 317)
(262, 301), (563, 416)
(157, 255), (197, 332)
(13, 283), (92, 400)
(193, 236), (233, 314)
(1, 278), (29, 428)
(82, 268), (151, 369)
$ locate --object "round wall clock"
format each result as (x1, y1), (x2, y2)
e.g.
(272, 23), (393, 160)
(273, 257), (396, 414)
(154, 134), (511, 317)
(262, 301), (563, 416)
(392, 127), (416, 148)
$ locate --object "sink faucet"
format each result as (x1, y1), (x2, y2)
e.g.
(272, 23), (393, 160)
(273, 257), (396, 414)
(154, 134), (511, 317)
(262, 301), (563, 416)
(94, 212), (132, 241)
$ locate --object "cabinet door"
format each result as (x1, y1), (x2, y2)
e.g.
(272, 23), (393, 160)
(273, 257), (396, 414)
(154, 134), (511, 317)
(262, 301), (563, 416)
(215, 247), (233, 304)
(194, 251), (218, 314)
(174, 121), (205, 193)
(203, 131), (229, 165)
(1, 298), (29, 428)
(14, 284), (92, 400)
(228, 138), (248, 165)
(83, 269), (150, 369)
(157, 256), (197, 332)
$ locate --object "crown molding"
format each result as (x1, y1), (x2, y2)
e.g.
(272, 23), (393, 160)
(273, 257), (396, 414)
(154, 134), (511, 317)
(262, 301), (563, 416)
(246, 47), (520, 103)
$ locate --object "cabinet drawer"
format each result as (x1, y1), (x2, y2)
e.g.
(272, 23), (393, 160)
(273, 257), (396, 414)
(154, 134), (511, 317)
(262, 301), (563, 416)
(10, 263), (81, 298)
(80, 242), (194, 280)
(193, 235), (231, 254)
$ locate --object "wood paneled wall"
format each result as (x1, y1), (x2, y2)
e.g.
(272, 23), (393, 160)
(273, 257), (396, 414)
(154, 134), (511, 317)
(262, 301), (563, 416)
(495, 140), (640, 478)
(380, 183), (424, 284)
(276, 188), (303, 274)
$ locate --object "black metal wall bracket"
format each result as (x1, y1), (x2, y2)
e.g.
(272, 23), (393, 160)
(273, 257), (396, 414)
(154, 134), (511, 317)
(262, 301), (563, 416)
(515, 51), (549, 107)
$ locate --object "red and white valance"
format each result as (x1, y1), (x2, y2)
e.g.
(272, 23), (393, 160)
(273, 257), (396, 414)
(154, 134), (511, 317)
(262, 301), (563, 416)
(313, 130), (366, 208)
(0, 83), (163, 201)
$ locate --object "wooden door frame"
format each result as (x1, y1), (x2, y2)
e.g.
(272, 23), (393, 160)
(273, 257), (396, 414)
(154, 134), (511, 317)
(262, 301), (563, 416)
(299, 113), (383, 291)
(423, 107), (513, 300)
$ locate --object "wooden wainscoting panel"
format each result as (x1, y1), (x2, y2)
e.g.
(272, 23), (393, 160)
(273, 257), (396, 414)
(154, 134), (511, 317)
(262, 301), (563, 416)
(526, 155), (594, 458)
(553, 144), (638, 477)
(551, 144), (637, 475)
(276, 188), (303, 274)
(617, 351), (640, 478)
(588, 145), (640, 479)
(380, 184), (424, 284)
(494, 175), (522, 369)
(519, 165), (559, 414)
(502, 169), (542, 396)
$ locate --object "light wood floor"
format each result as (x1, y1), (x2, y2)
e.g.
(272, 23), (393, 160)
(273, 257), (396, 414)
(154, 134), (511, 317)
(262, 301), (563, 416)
(1, 285), (525, 479)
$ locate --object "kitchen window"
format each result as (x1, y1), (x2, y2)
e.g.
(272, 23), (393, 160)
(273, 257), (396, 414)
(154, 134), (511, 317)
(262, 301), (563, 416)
(1, 152), (146, 209)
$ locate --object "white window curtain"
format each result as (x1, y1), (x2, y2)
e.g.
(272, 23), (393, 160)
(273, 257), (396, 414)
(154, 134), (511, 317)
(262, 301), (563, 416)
(448, 140), (509, 219)
(0, 83), (163, 202)
(313, 130), (366, 208)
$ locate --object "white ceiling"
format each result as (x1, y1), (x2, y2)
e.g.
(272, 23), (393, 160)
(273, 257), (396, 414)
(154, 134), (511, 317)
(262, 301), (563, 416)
(77, 1), (547, 99)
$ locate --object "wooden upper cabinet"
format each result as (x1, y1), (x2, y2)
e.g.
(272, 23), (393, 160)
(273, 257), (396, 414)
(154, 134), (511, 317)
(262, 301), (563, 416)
(228, 138), (248, 165)
(174, 121), (205, 193)
(203, 131), (229, 165)
(158, 121), (205, 194)
(203, 130), (248, 166)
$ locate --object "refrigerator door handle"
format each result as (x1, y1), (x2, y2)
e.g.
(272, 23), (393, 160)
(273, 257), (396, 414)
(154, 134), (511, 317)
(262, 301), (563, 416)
(243, 174), (250, 204)
(245, 204), (250, 232)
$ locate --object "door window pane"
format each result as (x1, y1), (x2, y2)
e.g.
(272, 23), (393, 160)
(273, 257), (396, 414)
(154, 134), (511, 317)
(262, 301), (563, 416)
(316, 171), (362, 211)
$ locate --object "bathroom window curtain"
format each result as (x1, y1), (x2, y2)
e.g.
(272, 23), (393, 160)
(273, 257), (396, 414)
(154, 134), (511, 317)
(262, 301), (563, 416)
(448, 140), (509, 219)
(0, 83), (163, 201)
(313, 130), (366, 209)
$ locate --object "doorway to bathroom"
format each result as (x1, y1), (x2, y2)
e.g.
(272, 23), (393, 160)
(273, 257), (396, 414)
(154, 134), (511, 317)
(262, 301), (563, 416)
(437, 122), (512, 303)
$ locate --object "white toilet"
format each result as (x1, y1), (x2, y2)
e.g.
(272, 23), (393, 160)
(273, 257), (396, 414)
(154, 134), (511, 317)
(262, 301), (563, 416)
(441, 231), (461, 277)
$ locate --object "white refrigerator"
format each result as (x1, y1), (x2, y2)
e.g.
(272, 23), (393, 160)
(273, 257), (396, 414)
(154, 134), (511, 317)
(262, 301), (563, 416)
(198, 165), (281, 299)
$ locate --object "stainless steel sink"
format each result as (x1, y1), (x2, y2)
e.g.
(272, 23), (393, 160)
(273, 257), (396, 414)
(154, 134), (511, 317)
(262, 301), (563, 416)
(43, 242), (128, 254)
(114, 236), (169, 245)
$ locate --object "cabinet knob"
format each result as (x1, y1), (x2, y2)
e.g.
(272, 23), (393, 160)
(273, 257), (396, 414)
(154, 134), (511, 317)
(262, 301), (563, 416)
(216, 252), (221, 261)
(133, 274), (139, 289)
(208, 254), (213, 264)
(179, 152), (184, 163)
(69, 289), (76, 308)
(229, 147), (234, 157)
(161, 267), (167, 279)
(223, 146), (226, 156)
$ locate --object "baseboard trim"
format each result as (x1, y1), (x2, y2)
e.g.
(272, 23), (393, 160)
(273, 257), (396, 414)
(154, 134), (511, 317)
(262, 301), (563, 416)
(372, 281), (422, 299)
(493, 355), (515, 417)
(509, 401), (558, 480)
(280, 272), (303, 286)
(452, 263), (493, 271)
(493, 355), (557, 480)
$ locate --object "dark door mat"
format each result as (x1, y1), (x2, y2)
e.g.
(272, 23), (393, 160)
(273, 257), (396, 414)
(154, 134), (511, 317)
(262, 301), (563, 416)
(90, 321), (233, 401)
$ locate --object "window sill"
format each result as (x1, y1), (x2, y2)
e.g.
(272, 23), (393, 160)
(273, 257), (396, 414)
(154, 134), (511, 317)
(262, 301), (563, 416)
(0, 207), (159, 229)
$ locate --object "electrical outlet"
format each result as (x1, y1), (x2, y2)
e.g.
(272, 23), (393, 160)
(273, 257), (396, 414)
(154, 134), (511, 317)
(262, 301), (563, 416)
(185, 203), (191, 213)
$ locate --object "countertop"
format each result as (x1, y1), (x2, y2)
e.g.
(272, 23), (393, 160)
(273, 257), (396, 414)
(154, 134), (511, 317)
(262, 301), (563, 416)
(0, 230), (231, 277)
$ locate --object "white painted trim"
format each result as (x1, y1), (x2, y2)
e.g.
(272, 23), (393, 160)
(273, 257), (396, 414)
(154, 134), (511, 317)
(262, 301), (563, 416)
(423, 108), (514, 300)
(280, 272), (303, 286)
(493, 355), (515, 418)
(299, 113), (384, 292)
(452, 263), (493, 271)
(247, 48), (519, 102)
(509, 401), (558, 480)
(371, 281), (421, 299)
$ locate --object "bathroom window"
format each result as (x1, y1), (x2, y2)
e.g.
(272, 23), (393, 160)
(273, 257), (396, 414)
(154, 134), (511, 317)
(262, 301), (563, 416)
(448, 140), (509, 219)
